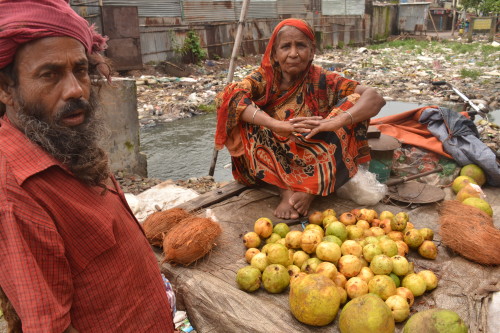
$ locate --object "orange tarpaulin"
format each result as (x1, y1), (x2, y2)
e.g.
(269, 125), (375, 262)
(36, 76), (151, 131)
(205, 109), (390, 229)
(370, 106), (453, 159)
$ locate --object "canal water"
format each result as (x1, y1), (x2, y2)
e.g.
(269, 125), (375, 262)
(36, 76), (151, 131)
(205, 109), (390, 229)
(140, 101), (498, 182)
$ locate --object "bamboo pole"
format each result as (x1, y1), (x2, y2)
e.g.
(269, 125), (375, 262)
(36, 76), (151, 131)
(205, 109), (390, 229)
(209, 0), (251, 177)
(451, 0), (457, 36)
(428, 10), (440, 41)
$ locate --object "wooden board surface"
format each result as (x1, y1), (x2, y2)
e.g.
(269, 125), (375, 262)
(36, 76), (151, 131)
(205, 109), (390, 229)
(174, 181), (247, 213)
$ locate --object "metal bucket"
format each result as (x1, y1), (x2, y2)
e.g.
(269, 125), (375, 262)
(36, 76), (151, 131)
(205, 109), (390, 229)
(368, 134), (401, 183)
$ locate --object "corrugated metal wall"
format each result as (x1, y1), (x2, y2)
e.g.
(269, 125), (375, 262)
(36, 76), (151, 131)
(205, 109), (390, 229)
(70, 1), (103, 33)
(322, 0), (364, 16)
(399, 3), (430, 32)
(277, 0), (308, 16)
(318, 16), (365, 48)
(182, 1), (237, 23)
(73, 0), (431, 67)
(371, 4), (398, 42)
(102, 0), (181, 17)
(140, 27), (178, 64)
(235, 1), (278, 20)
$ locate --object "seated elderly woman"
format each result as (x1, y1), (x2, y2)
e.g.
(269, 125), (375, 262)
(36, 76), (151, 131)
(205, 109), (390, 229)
(215, 18), (385, 219)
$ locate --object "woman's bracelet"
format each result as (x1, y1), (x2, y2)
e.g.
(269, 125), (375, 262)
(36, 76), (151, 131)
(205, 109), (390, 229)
(251, 108), (260, 124)
(341, 110), (354, 125)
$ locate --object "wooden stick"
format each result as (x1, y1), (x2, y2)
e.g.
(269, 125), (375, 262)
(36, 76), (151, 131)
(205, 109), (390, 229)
(385, 165), (443, 187)
(428, 10), (440, 41)
(209, 0), (251, 177)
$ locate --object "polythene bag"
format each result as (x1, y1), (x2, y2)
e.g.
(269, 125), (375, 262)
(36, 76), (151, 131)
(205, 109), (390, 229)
(336, 165), (387, 206)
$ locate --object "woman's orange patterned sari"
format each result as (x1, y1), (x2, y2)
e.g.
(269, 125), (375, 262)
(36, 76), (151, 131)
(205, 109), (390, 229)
(215, 19), (370, 195)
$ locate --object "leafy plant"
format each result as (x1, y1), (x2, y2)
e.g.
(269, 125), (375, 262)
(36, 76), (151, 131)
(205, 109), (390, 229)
(198, 103), (216, 113)
(180, 30), (207, 64)
(460, 68), (482, 79)
(461, 0), (500, 15)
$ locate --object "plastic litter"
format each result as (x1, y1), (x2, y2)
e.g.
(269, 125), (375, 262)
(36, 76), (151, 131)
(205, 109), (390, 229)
(336, 165), (387, 206)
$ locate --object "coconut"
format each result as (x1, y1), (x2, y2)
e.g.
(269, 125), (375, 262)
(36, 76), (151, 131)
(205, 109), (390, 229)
(439, 200), (500, 265)
(162, 216), (222, 266)
(142, 208), (190, 247)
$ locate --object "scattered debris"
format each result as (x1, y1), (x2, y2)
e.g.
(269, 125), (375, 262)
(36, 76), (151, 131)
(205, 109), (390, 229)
(117, 37), (500, 194)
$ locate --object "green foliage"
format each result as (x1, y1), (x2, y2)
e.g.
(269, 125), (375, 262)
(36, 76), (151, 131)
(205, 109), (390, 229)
(180, 30), (206, 64)
(461, 0), (500, 14)
(337, 41), (345, 49)
(367, 40), (495, 62)
(460, 68), (482, 79)
(324, 45), (334, 50)
(481, 0), (500, 13)
(198, 103), (216, 113)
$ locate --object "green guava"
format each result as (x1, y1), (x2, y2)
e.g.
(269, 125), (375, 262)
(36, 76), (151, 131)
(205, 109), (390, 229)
(262, 264), (290, 293)
(236, 266), (261, 292)
(403, 308), (468, 333)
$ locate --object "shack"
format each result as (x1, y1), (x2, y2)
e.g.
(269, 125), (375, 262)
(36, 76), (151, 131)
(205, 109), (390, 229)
(69, 0), (433, 70)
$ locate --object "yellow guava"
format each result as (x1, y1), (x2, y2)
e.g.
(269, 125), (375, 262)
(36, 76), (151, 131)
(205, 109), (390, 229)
(289, 273), (340, 326)
(460, 164), (486, 186)
(339, 293), (395, 333)
(451, 176), (477, 194)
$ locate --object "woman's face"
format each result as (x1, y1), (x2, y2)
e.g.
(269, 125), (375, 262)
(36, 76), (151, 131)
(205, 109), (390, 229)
(272, 26), (314, 82)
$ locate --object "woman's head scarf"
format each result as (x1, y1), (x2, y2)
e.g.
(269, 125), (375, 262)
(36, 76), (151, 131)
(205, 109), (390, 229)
(215, 19), (315, 149)
(0, 0), (107, 69)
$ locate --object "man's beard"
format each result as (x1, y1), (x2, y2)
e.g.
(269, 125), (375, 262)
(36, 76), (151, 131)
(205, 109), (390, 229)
(15, 91), (110, 187)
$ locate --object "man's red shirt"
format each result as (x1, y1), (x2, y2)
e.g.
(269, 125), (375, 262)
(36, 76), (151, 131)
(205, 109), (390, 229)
(0, 117), (174, 332)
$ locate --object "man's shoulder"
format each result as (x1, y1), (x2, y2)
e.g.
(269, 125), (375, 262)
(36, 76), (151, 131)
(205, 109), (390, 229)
(0, 118), (60, 185)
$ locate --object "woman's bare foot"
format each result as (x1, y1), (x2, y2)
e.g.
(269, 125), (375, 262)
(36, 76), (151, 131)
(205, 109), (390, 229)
(274, 188), (300, 219)
(289, 192), (315, 216)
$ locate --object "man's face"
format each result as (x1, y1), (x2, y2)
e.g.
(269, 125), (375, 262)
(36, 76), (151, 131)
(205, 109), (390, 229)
(0, 37), (110, 186)
(8, 36), (92, 128)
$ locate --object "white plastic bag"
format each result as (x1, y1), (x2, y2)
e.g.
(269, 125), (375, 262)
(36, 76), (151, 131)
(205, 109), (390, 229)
(336, 165), (387, 206)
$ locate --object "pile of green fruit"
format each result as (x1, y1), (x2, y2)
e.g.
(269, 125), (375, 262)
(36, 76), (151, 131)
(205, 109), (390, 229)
(236, 208), (467, 332)
(452, 163), (493, 216)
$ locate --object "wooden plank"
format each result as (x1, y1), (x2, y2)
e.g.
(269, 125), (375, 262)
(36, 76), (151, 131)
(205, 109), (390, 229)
(175, 181), (248, 213)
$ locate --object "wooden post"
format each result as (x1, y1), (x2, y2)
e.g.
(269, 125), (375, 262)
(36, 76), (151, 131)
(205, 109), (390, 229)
(451, 0), (457, 36)
(226, 0), (251, 83)
(208, 0), (251, 177)
(428, 10), (440, 41)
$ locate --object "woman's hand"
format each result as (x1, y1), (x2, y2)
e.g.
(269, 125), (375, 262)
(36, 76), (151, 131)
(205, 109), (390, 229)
(291, 116), (344, 139)
(270, 120), (297, 140)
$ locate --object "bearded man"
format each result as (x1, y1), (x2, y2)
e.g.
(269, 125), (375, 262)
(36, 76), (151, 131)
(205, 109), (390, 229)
(0, 1), (175, 332)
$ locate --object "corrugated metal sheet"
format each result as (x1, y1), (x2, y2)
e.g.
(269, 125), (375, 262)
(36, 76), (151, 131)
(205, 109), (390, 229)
(182, 1), (236, 22)
(70, 1), (103, 33)
(371, 4), (398, 41)
(102, 0), (181, 17)
(398, 3), (430, 33)
(322, 0), (364, 16)
(235, 1), (278, 19)
(277, 0), (307, 15)
(140, 27), (175, 64)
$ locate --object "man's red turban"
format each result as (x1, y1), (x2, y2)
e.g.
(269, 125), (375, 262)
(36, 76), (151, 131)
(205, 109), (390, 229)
(0, 0), (107, 69)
